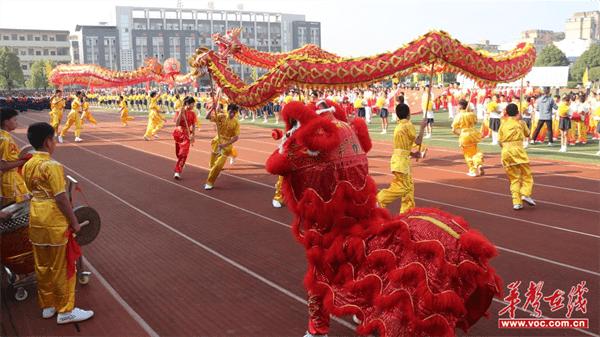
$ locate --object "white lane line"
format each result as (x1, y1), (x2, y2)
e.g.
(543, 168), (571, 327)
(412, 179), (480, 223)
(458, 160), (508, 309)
(62, 163), (356, 333)
(64, 136), (600, 278)
(82, 257), (160, 337)
(18, 115), (600, 273)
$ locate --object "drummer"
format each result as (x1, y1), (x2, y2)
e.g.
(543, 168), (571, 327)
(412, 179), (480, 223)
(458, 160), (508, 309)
(22, 122), (94, 324)
(0, 108), (30, 206)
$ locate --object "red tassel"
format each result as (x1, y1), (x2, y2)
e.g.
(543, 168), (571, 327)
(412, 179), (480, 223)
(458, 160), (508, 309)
(65, 230), (81, 279)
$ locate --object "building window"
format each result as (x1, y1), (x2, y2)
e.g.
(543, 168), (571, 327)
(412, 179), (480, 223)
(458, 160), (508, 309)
(35, 50), (41, 55)
(184, 36), (195, 59)
(50, 36), (55, 41)
(85, 37), (98, 63)
(169, 37), (181, 60)
(50, 51), (56, 55)
(19, 35), (25, 41)
(42, 35), (47, 41)
(152, 36), (164, 60)
(297, 27), (307, 47)
(11, 34), (17, 40)
(2, 36), (8, 40)
(34, 36), (40, 41)
(135, 36), (148, 65)
(21, 64), (27, 70)
(28, 48), (34, 55)
(20, 50), (26, 56)
(104, 37), (117, 69)
(43, 49), (49, 55)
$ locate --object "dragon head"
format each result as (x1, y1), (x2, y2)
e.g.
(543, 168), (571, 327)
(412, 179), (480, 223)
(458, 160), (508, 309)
(266, 100), (373, 207)
(213, 28), (242, 57)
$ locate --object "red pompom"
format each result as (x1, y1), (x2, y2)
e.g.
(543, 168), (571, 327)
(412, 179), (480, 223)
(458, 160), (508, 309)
(351, 118), (373, 152)
(271, 128), (283, 140)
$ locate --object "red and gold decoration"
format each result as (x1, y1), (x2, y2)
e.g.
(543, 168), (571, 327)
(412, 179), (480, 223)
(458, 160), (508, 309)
(265, 101), (501, 337)
(213, 28), (343, 68)
(49, 58), (164, 88)
(192, 30), (536, 110)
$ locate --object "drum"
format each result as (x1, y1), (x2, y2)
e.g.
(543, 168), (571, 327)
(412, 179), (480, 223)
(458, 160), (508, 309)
(0, 202), (34, 275)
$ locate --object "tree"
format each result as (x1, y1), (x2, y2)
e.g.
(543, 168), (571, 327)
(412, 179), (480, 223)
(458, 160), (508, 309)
(570, 44), (600, 82)
(27, 60), (54, 90)
(534, 44), (569, 67)
(0, 47), (24, 91)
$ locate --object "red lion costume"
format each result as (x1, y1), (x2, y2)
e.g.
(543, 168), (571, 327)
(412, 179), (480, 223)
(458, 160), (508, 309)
(266, 101), (502, 337)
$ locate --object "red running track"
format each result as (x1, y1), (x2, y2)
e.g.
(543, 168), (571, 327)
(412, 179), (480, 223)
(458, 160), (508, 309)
(2, 109), (598, 337)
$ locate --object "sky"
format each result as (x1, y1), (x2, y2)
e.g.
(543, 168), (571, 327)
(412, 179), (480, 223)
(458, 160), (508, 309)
(0, 0), (598, 56)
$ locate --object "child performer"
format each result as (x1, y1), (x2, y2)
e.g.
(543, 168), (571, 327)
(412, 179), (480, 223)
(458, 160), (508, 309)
(498, 103), (535, 210)
(173, 96), (197, 180)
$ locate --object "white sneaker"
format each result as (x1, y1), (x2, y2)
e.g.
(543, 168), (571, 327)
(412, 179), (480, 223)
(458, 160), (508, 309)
(204, 184), (213, 190)
(547, 142), (554, 146)
(477, 165), (485, 176)
(596, 150), (600, 156)
(173, 172), (181, 180)
(229, 157), (235, 165)
(42, 307), (56, 319)
(272, 199), (282, 208)
(523, 141), (529, 148)
(529, 140), (536, 144)
(74, 137), (83, 142)
(513, 204), (523, 210)
(153, 134), (160, 139)
(57, 136), (64, 143)
(143, 136), (150, 141)
(559, 146), (567, 152)
(491, 141), (498, 146)
(56, 307), (94, 324)
(467, 172), (477, 177)
(262, 120), (268, 123)
(522, 196), (536, 206)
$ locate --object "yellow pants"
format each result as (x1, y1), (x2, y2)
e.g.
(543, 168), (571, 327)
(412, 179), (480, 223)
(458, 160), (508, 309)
(59, 113), (81, 138)
(82, 111), (97, 125)
(504, 163), (534, 206)
(462, 145), (484, 174)
(49, 111), (63, 133)
(273, 176), (284, 203)
(32, 244), (76, 313)
(121, 112), (134, 126)
(377, 171), (415, 214)
(206, 139), (233, 185)
(573, 120), (587, 143)
(143, 114), (164, 138)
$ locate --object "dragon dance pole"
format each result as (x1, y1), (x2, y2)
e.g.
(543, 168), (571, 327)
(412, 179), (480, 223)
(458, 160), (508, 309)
(416, 62), (436, 160)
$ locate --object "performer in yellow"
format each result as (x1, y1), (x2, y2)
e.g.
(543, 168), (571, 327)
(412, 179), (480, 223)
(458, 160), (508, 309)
(204, 104), (240, 190)
(80, 96), (97, 126)
(0, 108), (30, 205)
(452, 99), (484, 177)
(119, 95), (134, 126)
(272, 176), (284, 208)
(143, 91), (165, 140)
(377, 103), (423, 214)
(498, 103), (535, 210)
(58, 91), (84, 143)
(49, 89), (66, 133)
(22, 122), (94, 324)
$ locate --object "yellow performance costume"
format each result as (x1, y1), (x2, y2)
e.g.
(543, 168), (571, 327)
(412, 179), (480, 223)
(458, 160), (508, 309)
(49, 97), (66, 133)
(452, 110), (484, 176)
(206, 111), (240, 186)
(376, 119), (416, 214)
(59, 97), (83, 139)
(0, 129), (29, 205)
(119, 100), (134, 126)
(273, 176), (284, 205)
(499, 118), (534, 207)
(81, 101), (97, 125)
(143, 95), (165, 139)
(22, 152), (75, 313)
